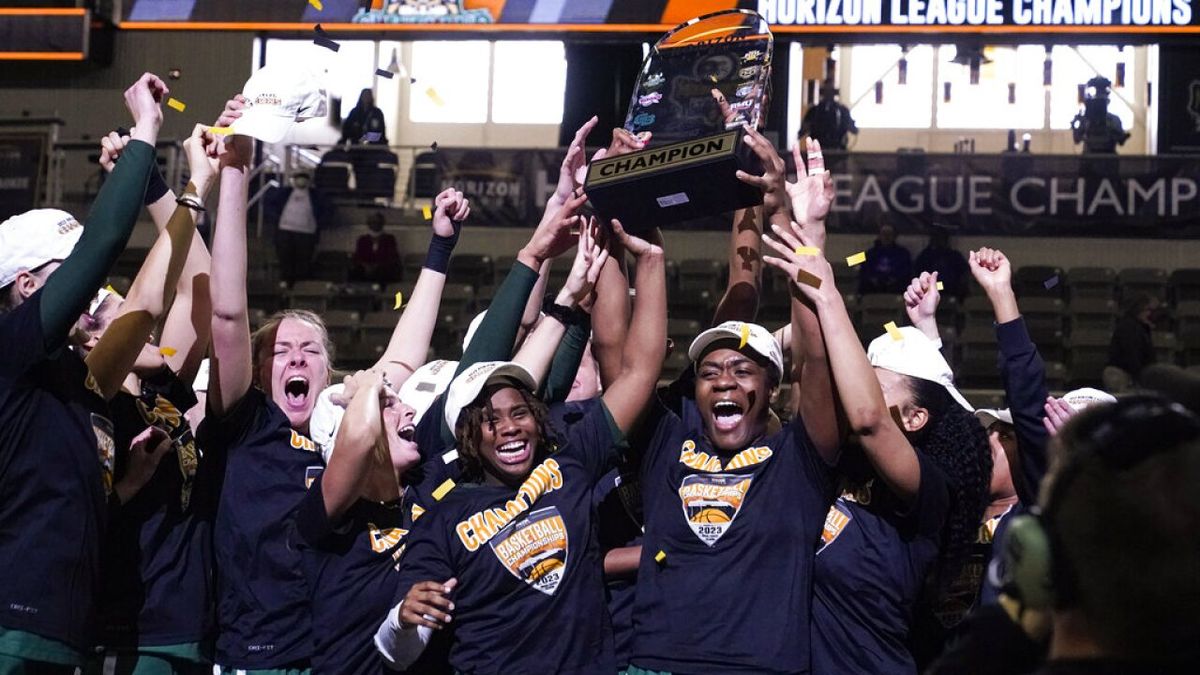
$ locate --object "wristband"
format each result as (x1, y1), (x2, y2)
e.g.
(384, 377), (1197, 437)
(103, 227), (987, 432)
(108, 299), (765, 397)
(144, 166), (170, 206)
(423, 231), (459, 274)
(544, 301), (587, 327)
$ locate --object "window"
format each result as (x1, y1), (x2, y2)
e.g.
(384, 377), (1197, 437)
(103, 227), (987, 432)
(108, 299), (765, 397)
(1048, 46), (1136, 131)
(847, 44), (934, 129)
(937, 46), (1045, 130)
(491, 41), (567, 124)
(408, 41), (490, 123)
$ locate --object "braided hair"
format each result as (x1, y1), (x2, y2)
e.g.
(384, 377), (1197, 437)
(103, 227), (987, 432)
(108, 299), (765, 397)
(454, 381), (561, 484)
(904, 376), (993, 589)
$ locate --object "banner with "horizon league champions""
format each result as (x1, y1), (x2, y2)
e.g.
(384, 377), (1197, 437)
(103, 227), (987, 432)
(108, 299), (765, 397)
(757, 0), (1195, 27)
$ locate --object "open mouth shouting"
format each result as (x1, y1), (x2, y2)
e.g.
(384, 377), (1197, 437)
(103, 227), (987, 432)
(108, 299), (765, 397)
(283, 375), (311, 411)
(712, 400), (745, 433)
(494, 439), (532, 466)
(397, 422), (416, 442)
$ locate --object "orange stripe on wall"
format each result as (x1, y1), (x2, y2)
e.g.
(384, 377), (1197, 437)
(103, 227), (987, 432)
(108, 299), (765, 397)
(0, 8), (87, 16)
(0, 52), (85, 60)
(662, 0), (739, 26)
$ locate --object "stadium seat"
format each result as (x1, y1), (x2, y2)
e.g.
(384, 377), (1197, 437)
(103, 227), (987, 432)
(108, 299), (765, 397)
(857, 294), (905, 331)
(439, 284), (476, 319)
(359, 311), (397, 347)
(287, 280), (335, 312)
(1014, 265), (1065, 299)
(248, 278), (286, 314)
(1067, 329), (1112, 387)
(334, 281), (384, 314)
(313, 251), (351, 283)
(1118, 267), (1168, 303)
(1169, 268), (1200, 303)
(1066, 266), (1117, 301)
(452, 254), (494, 289)
(1068, 297), (1117, 334)
(677, 259), (725, 295)
(323, 310), (361, 348)
(1153, 331), (1179, 366)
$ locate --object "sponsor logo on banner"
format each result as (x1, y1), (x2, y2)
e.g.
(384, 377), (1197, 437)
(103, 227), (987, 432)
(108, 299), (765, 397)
(353, 0), (494, 24)
(489, 506), (569, 595)
(817, 500), (853, 554)
(678, 473), (754, 546)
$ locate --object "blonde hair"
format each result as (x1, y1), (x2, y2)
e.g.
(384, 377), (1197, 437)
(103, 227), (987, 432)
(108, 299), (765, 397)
(250, 309), (337, 388)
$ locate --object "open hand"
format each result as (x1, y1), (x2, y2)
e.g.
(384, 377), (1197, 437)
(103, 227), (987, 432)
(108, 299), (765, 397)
(399, 579), (458, 630)
(735, 124), (788, 218)
(558, 218), (610, 309)
(761, 220), (834, 303)
(787, 137), (834, 232)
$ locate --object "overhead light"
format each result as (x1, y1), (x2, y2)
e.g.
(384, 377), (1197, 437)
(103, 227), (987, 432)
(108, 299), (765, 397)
(898, 44), (909, 85)
(944, 81), (952, 103)
(1008, 82), (1016, 104)
(875, 81), (884, 104)
(1043, 46), (1053, 87)
(386, 47), (405, 76)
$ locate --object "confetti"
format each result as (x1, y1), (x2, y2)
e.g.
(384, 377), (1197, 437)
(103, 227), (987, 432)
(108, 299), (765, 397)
(425, 86), (445, 107)
(442, 449), (459, 464)
(208, 126), (233, 136)
(159, 347), (177, 357)
(885, 321), (903, 341)
(393, 290), (404, 310)
(846, 251), (867, 267)
(422, 205), (433, 220)
(738, 324), (750, 349)
(795, 269), (822, 289)
(432, 478), (455, 501)
(1043, 275), (1060, 290)
(430, 141), (438, 152)
(313, 24), (340, 51)
(936, 281), (945, 291)
(410, 77), (417, 85)
(362, 131), (383, 142)
(794, 246), (821, 256)
(376, 68), (394, 79)
(104, 284), (117, 294)
(309, 0), (323, 9)
(166, 98), (186, 112)
(655, 550), (667, 564)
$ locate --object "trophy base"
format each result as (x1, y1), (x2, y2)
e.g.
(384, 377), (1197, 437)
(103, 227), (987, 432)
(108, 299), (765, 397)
(584, 128), (764, 232)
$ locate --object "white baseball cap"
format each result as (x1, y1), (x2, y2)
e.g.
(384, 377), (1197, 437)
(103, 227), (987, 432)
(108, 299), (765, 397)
(1062, 387), (1117, 411)
(0, 209), (82, 288)
(443, 361), (536, 440)
(975, 408), (1014, 428)
(192, 358), (211, 394)
(309, 383), (345, 463)
(231, 64), (328, 143)
(867, 325), (974, 412)
(687, 320), (784, 376)
(398, 359), (457, 424)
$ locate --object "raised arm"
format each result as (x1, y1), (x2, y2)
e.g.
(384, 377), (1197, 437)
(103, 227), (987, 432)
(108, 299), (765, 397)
(600, 220), (666, 435)
(372, 188), (467, 388)
(85, 192), (196, 399)
(513, 220), (607, 386)
(38, 74), (165, 353)
(904, 271), (943, 343)
(970, 247), (1049, 504)
(763, 222), (922, 503)
(206, 133), (255, 415)
(321, 370), (390, 521)
(782, 138), (842, 463)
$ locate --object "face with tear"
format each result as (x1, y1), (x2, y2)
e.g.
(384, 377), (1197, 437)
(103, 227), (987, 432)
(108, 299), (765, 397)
(694, 342), (775, 453)
(256, 316), (331, 433)
(474, 384), (542, 488)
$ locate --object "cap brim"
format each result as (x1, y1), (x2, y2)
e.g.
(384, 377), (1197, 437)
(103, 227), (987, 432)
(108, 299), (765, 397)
(946, 384), (975, 413)
(446, 362), (537, 439)
(975, 408), (1013, 427)
(687, 327), (739, 362)
(230, 110), (295, 143)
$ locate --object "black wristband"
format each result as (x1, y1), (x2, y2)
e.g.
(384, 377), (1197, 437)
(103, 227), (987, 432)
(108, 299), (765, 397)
(544, 301), (586, 327)
(144, 166), (170, 206)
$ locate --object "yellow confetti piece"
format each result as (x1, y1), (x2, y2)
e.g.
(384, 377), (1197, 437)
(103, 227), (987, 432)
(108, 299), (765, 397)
(208, 126), (233, 136)
(885, 321), (903, 341)
(159, 347), (177, 357)
(738, 324), (750, 349)
(425, 87), (445, 107)
(936, 281), (945, 291)
(422, 205), (433, 220)
(104, 284), (117, 294)
(393, 290), (404, 310)
(655, 550), (667, 564)
(309, 0), (323, 9)
(167, 97), (186, 112)
(432, 478), (455, 501)
(794, 246), (821, 256)
(846, 251), (867, 267)
(795, 269), (822, 289)
(411, 503), (425, 521)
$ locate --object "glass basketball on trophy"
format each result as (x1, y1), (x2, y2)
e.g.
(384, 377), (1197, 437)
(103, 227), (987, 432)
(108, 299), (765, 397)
(585, 9), (773, 231)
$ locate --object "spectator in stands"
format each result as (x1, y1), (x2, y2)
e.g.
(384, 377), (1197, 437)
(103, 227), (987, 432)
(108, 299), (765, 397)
(1104, 293), (1158, 392)
(859, 223), (913, 295)
(799, 81), (858, 150)
(914, 226), (970, 301)
(1001, 395), (1200, 673)
(265, 172), (332, 288)
(350, 211), (402, 283)
(341, 88), (388, 145)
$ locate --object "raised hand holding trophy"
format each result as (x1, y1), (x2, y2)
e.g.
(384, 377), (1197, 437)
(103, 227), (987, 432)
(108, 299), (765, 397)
(585, 9), (773, 231)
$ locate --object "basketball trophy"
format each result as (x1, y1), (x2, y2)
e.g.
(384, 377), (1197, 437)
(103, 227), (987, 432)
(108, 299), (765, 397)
(585, 9), (773, 231)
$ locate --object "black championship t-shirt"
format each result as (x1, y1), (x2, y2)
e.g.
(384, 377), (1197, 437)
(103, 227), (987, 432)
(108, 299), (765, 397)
(811, 453), (951, 675)
(393, 401), (623, 675)
(630, 383), (835, 674)
(593, 461), (643, 671)
(0, 292), (115, 652)
(197, 388), (325, 668)
(99, 367), (213, 649)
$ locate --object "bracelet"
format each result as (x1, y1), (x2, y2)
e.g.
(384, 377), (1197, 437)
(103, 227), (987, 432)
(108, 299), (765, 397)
(176, 193), (206, 213)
